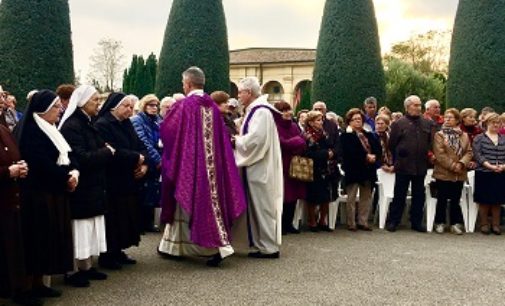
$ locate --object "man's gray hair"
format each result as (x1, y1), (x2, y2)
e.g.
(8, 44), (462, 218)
(182, 66), (205, 87)
(238, 77), (261, 97)
(404, 95), (421, 109)
(425, 99), (440, 109)
(363, 96), (377, 106)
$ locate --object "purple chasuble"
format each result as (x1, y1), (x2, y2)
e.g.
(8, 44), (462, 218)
(160, 93), (247, 248)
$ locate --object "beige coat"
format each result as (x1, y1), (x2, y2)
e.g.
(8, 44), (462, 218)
(432, 129), (473, 182)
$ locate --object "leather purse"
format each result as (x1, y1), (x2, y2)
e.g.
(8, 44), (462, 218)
(289, 155), (314, 182)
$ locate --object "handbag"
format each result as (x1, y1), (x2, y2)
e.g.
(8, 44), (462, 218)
(289, 155), (314, 182)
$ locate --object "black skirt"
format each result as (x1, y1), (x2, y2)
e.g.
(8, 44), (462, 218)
(105, 194), (141, 252)
(0, 209), (25, 298)
(474, 171), (505, 205)
(21, 191), (74, 275)
(306, 177), (331, 205)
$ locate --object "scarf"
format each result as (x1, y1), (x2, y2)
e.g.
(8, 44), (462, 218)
(377, 131), (392, 165)
(442, 126), (463, 156)
(306, 125), (325, 143)
(356, 130), (371, 154)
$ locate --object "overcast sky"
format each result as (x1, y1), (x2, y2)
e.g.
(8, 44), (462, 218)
(69, 0), (459, 80)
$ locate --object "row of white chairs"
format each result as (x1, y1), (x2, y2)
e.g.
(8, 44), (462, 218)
(293, 169), (480, 233)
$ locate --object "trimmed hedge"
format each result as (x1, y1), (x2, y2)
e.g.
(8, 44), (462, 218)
(0, 0), (74, 110)
(312, 0), (385, 115)
(156, 0), (229, 97)
(446, 0), (505, 112)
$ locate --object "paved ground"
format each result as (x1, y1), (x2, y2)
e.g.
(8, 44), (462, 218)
(6, 227), (505, 305)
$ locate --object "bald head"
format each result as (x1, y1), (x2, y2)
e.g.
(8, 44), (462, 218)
(312, 101), (327, 115)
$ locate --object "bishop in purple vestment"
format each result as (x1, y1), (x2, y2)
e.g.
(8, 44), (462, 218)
(157, 67), (247, 267)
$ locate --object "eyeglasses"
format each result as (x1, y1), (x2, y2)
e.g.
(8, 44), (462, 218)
(146, 103), (159, 108)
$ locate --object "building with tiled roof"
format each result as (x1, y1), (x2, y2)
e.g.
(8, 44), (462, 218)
(229, 48), (315, 105)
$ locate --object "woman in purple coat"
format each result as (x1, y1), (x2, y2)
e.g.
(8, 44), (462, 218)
(273, 101), (307, 235)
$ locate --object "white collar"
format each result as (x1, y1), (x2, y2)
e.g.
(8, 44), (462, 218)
(188, 89), (204, 97)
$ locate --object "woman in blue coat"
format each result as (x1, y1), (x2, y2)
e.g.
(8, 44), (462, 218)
(130, 94), (162, 233)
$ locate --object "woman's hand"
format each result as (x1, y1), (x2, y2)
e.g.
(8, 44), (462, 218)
(366, 154), (376, 164)
(382, 165), (394, 173)
(138, 154), (145, 165)
(9, 161), (29, 179)
(134, 164), (148, 179)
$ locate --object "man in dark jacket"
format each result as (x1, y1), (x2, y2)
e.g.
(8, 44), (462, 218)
(313, 101), (342, 201)
(387, 95), (435, 232)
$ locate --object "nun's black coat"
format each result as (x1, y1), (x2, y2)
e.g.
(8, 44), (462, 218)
(94, 111), (148, 252)
(60, 109), (113, 220)
(19, 120), (77, 275)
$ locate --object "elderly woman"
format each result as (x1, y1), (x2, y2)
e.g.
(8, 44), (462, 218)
(0, 125), (36, 305)
(297, 109), (309, 131)
(17, 90), (79, 299)
(59, 85), (114, 287)
(160, 96), (176, 119)
(499, 113), (505, 135)
(94, 93), (148, 269)
(460, 108), (483, 144)
(432, 109), (473, 234)
(211, 91), (238, 138)
(473, 113), (505, 235)
(304, 110), (333, 232)
(341, 108), (381, 231)
(391, 112), (403, 123)
(375, 114), (393, 173)
(130, 94), (163, 233)
(273, 101), (306, 235)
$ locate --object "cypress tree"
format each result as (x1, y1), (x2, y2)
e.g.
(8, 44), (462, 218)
(312, 0), (385, 115)
(156, 0), (230, 97)
(446, 0), (505, 111)
(0, 0), (74, 109)
(122, 54), (158, 97)
(145, 53), (157, 93)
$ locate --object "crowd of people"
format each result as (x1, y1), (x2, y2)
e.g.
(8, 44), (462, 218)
(1, 68), (505, 305)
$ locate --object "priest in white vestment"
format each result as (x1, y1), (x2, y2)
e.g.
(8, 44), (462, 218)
(234, 77), (284, 258)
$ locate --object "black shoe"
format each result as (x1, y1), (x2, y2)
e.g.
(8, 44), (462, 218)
(386, 223), (397, 232)
(64, 271), (90, 288)
(412, 225), (427, 233)
(144, 226), (160, 233)
(308, 226), (320, 232)
(492, 226), (502, 235)
(248, 251), (280, 259)
(286, 226), (300, 234)
(357, 224), (373, 231)
(117, 252), (137, 265)
(319, 224), (334, 232)
(98, 255), (122, 270)
(206, 253), (224, 267)
(82, 268), (107, 280)
(12, 292), (44, 306)
(31, 286), (62, 298)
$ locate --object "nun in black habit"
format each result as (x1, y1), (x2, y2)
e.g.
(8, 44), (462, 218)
(94, 93), (148, 269)
(16, 90), (79, 299)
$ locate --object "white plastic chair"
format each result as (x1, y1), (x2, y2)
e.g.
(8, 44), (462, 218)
(292, 199), (305, 230)
(466, 171), (478, 233)
(328, 165), (347, 229)
(426, 169), (470, 232)
(377, 169), (396, 229)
